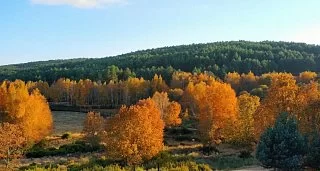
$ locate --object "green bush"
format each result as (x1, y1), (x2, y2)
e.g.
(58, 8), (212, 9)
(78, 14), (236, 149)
(61, 133), (72, 139)
(256, 112), (307, 169)
(305, 134), (320, 169)
(238, 150), (252, 159)
(211, 155), (257, 170)
(174, 135), (199, 142)
(25, 141), (102, 158)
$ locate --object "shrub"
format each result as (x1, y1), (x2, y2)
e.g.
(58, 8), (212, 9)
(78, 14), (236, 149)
(238, 150), (252, 159)
(211, 155), (257, 170)
(61, 133), (71, 139)
(174, 135), (199, 142)
(256, 112), (306, 169)
(305, 134), (320, 169)
(201, 146), (219, 155)
(25, 141), (102, 158)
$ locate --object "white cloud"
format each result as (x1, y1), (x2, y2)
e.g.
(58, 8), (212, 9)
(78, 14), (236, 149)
(30, 0), (127, 8)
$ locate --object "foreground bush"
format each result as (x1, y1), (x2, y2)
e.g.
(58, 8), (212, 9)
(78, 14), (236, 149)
(305, 134), (320, 169)
(256, 112), (306, 169)
(20, 161), (211, 171)
(25, 141), (102, 158)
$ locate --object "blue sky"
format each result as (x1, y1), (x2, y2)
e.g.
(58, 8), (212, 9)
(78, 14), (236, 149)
(0, 0), (320, 65)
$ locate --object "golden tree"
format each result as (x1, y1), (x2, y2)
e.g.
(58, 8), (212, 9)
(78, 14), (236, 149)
(296, 82), (320, 134)
(83, 111), (105, 145)
(164, 102), (182, 127)
(0, 80), (53, 143)
(0, 123), (26, 168)
(102, 99), (164, 165)
(152, 92), (181, 127)
(235, 93), (260, 144)
(239, 71), (258, 92)
(225, 72), (241, 92)
(298, 71), (317, 83)
(192, 81), (238, 146)
(254, 73), (298, 139)
(151, 74), (169, 94)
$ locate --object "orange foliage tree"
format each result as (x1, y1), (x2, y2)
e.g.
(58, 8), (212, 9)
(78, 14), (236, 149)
(225, 72), (241, 92)
(296, 82), (320, 134)
(0, 123), (26, 168)
(83, 112), (105, 145)
(191, 81), (238, 146)
(152, 92), (182, 127)
(102, 99), (164, 165)
(0, 80), (53, 143)
(254, 73), (298, 139)
(298, 71), (317, 83)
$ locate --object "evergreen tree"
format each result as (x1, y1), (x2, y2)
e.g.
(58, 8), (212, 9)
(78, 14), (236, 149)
(256, 112), (306, 169)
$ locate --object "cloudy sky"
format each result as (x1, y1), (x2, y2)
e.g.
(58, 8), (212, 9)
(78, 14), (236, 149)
(0, 0), (319, 65)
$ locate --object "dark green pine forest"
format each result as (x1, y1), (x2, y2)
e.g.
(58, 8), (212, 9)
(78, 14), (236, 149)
(1, 41), (320, 83)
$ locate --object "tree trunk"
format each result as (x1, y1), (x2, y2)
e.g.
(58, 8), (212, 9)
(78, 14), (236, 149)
(6, 148), (10, 168)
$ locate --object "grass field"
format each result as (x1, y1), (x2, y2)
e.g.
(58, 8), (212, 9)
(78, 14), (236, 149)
(52, 111), (86, 135)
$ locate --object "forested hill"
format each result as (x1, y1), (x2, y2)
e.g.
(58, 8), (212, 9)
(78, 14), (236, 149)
(1, 41), (320, 83)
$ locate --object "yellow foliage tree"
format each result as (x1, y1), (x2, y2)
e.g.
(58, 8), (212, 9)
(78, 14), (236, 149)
(164, 102), (182, 127)
(0, 80), (53, 143)
(225, 72), (241, 92)
(192, 81), (238, 146)
(254, 73), (298, 139)
(152, 92), (182, 127)
(0, 123), (26, 168)
(298, 71), (317, 83)
(83, 112), (105, 145)
(235, 93), (260, 144)
(102, 99), (164, 165)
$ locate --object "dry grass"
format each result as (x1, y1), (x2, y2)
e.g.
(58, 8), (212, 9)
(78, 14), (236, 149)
(52, 111), (86, 135)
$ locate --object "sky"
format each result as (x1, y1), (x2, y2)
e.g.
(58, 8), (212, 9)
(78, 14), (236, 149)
(0, 0), (320, 65)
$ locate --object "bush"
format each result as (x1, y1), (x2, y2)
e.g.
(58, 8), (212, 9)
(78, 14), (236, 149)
(256, 112), (307, 169)
(174, 135), (199, 142)
(61, 133), (72, 139)
(211, 155), (257, 170)
(238, 150), (252, 159)
(305, 134), (320, 169)
(25, 141), (102, 158)
(201, 146), (219, 155)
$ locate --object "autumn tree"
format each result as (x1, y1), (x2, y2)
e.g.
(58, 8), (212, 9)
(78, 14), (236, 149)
(0, 123), (26, 168)
(83, 112), (105, 146)
(164, 102), (182, 127)
(192, 81), (238, 146)
(298, 71), (317, 83)
(239, 71), (258, 92)
(0, 80), (53, 143)
(234, 93), (260, 145)
(152, 92), (182, 127)
(151, 74), (169, 94)
(225, 72), (241, 92)
(102, 99), (164, 165)
(168, 88), (184, 102)
(254, 73), (298, 139)
(296, 82), (320, 135)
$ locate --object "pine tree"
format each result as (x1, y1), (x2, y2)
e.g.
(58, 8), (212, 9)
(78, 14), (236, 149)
(256, 112), (306, 169)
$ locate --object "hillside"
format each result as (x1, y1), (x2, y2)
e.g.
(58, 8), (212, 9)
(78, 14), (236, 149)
(1, 41), (320, 83)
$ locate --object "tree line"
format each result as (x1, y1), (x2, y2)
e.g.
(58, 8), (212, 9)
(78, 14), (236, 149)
(24, 70), (318, 109)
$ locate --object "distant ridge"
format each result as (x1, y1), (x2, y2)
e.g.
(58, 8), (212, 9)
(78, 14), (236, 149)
(1, 41), (320, 83)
